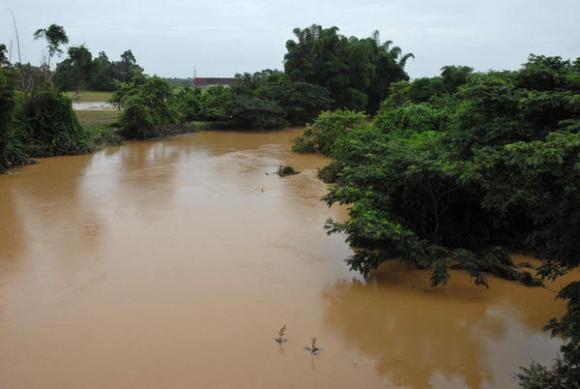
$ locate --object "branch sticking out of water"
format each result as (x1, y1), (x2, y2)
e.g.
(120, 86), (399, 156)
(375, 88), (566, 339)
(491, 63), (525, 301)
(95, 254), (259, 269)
(275, 325), (287, 344)
(306, 337), (321, 355)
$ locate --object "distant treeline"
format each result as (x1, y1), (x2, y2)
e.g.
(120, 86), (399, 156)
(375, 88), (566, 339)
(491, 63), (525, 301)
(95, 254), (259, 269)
(112, 24), (414, 137)
(54, 47), (143, 91)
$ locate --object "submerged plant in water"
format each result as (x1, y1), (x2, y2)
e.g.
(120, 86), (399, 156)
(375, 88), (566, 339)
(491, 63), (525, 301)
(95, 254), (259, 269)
(275, 325), (287, 344)
(306, 337), (320, 354)
(276, 165), (299, 177)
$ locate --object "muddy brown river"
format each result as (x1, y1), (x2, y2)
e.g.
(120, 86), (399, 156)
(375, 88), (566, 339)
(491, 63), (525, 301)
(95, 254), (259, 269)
(0, 128), (574, 388)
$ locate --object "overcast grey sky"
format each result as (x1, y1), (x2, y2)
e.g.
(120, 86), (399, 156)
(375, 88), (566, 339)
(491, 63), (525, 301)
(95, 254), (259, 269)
(1, 0), (579, 78)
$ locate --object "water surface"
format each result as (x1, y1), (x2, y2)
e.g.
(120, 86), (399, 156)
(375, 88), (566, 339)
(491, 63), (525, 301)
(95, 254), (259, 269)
(0, 128), (571, 388)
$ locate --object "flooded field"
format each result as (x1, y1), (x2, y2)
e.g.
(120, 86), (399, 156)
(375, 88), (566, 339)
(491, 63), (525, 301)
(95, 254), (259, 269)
(72, 101), (115, 111)
(0, 128), (572, 388)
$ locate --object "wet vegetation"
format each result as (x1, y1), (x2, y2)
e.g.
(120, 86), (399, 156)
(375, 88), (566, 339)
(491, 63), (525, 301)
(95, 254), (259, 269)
(294, 55), (580, 387)
(276, 165), (299, 177)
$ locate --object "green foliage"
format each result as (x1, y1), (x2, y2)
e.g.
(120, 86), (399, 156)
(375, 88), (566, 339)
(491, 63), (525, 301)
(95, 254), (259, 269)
(14, 90), (92, 156)
(33, 24), (69, 67)
(229, 95), (288, 130)
(292, 110), (366, 155)
(226, 70), (332, 128)
(441, 65), (473, 93)
(54, 47), (143, 91)
(284, 25), (412, 113)
(516, 54), (577, 92)
(114, 76), (178, 139)
(312, 54), (580, 386)
(0, 50), (17, 172)
(87, 126), (122, 147)
(197, 85), (234, 122)
(174, 87), (203, 122)
(518, 281), (580, 387)
(177, 70), (331, 130)
(262, 80), (333, 125)
(374, 102), (449, 133)
(53, 45), (94, 90)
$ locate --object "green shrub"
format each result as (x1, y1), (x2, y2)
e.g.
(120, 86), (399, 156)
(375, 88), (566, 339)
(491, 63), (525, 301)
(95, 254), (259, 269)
(374, 102), (449, 133)
(15, 90), (92, 157)
(0, 64), (16, 172)
(88, 126), (122, 147)
(114, 76), (178, 139)
(292, 110), (366, 155)
(229, 96), (288, 130)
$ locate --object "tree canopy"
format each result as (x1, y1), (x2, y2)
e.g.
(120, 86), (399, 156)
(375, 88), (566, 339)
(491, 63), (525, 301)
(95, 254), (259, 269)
(284, 25), (412, 113)
(54, 47), (143, 91)
(33, 24), (69, 68)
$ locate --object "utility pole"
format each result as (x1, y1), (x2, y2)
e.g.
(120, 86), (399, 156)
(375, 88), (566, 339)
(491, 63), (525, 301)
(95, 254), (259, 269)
(7, 8), (22, 64)
(9, 39), (13, 63)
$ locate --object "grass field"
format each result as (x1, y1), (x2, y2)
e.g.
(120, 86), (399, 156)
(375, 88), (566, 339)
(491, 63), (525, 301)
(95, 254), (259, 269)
(76, 110), (120, 128)
(65, 91), (114, 103)
(75, 109), (122, 147)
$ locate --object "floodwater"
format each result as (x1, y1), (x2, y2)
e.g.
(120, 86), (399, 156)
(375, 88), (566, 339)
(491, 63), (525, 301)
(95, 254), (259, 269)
(72, 102), (114, 111)
(0, 128), (574, 388)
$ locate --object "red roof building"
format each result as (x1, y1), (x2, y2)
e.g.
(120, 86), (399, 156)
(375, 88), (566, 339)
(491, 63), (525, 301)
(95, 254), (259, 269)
(193, 77), (236, 88)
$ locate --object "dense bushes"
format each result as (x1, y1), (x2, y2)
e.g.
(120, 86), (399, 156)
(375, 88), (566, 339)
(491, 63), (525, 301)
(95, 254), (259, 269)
(296, 55), (580, 386)
(0, 54), (16, 172)
(113, 70), (333, 135)
(15, 91), (92, 156)
(113, 76), (179, 139)
(226, 70), (332, 129)
(292, 110), (366, 154)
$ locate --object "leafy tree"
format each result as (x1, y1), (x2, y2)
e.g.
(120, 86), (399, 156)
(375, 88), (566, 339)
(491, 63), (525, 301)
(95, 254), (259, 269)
(174, 87), (203, 122)
(229, 95), (288, 130)
(54, 47), (143, 91)
(54, 45), (94, 91)
(229, 69), (332, 127)
(197, 85), (234, 122)
(284, 25), (412, 113)
(0, 44), (16, 172)
(33, 24), (69, 69)
(441, 65), (473, 93)
(261, 80), (332, 125)
(90, 51), (114, 90)
(0, 44), (8, 67)
(292, 109), (366, 154)
(114, 76), (178, 139)
(113, 50), (143, 84)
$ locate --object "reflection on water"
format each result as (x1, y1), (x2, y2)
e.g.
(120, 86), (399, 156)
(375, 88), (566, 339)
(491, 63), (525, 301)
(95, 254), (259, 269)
(0, 128), (574, 389)
(72, 102), (114, 110)
(323, 261), (569, 388)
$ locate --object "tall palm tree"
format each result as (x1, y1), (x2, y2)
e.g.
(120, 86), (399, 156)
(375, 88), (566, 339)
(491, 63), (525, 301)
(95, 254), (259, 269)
(33, 24), (68, 69)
